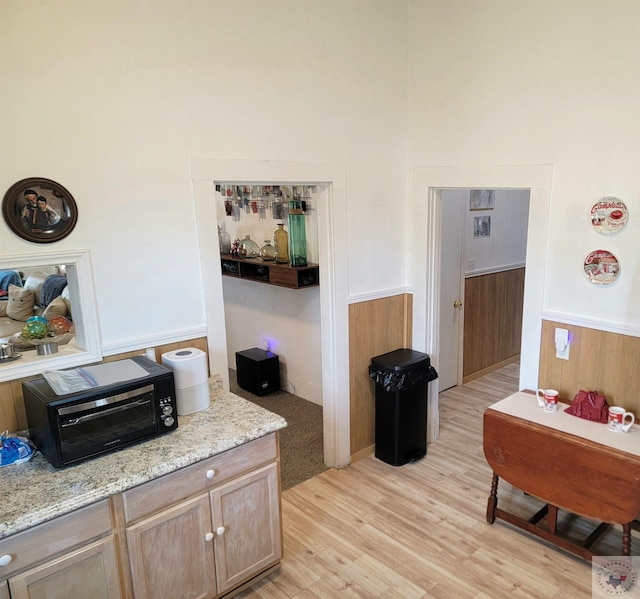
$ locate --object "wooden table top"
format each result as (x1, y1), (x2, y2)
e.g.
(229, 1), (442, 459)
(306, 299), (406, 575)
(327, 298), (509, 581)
(488, 391), (640, 457)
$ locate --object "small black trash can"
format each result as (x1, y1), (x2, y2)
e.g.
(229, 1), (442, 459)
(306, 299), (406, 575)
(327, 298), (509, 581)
(368, 349), (438, 466)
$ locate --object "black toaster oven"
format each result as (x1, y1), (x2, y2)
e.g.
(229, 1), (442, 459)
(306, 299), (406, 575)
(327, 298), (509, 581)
(22, 356), (178, 467)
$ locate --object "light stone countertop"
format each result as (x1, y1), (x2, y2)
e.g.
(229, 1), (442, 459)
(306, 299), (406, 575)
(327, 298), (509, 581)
(0, 383), (287, 540)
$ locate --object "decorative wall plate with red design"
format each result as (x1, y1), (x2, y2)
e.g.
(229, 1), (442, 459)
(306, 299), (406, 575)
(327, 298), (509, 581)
(584, 249), (620, 286)
(590, 197), (628, 235)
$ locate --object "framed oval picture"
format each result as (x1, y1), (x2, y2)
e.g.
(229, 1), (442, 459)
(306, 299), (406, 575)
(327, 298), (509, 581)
(2, 177), (78, 243)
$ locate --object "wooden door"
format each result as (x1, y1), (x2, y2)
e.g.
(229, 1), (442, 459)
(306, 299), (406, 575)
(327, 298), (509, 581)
(0, 581), (9, 599)
(126, 494), (216, 599)
(210, 462), (282, 595)
(8, 537), (121, 599)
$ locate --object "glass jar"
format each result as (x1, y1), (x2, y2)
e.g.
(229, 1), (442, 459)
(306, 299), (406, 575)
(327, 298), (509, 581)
(259, 240), (276, 261)
(238, 235), (260, 258)
(287, 200), (307, 267)
(218, 226), (231, 255)
(273, 223), (289, 264)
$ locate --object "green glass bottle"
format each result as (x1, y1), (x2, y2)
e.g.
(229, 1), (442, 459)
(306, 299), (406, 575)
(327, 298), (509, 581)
(287, 200), (307, 267)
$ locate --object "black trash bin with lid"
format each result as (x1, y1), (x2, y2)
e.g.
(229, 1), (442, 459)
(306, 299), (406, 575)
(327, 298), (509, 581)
(368, 349), (438, 466)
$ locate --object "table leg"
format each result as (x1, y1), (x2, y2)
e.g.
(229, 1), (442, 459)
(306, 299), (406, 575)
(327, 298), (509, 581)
(622, 523), (631, 556)
(487, 473), (499, 524)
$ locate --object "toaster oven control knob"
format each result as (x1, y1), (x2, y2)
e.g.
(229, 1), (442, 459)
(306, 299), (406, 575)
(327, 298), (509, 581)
(162, 405), (173, 416)
(0, 554), (12, 566)
(163, 416), (175, 427)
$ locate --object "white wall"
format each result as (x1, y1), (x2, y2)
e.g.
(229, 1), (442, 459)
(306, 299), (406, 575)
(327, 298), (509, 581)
(0, 1), (409, 365)
(463, 189), (529, 275)
(408, 1), (640, 389)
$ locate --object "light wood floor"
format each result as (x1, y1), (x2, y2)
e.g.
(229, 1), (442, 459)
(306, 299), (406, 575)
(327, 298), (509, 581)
(236, 363), (639, 598)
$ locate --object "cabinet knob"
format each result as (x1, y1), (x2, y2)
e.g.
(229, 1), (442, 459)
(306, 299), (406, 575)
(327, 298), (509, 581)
(216, 526), (226, 536)
(206, 469), (215, 479)
(0, 554), (12, 566)
(205, 532), (214, 542)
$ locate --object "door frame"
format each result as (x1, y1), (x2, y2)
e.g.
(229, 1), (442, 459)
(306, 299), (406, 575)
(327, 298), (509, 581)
(412, 165), (553, 442)
(191, 158), (351, 469)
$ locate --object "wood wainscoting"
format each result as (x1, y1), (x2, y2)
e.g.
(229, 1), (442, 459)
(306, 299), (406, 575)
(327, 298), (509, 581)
(539, 320), (640, 415)
(348, 294), (413, 461)
(0, 337), (208, 434)
(463, 267), (525, 382)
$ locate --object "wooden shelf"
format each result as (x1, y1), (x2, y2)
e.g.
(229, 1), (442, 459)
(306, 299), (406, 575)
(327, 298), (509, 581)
(220, 255), (319, 289)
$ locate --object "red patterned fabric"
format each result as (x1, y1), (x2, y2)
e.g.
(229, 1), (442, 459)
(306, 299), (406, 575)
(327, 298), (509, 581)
(565, 390), (609, 424)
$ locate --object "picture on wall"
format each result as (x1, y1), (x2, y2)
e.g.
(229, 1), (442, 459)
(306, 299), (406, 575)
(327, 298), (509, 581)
(474, 215), (491, 238)
(470, 189), (495, 210)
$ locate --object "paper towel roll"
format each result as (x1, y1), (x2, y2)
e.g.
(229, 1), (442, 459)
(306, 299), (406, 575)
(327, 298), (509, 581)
(161, 348), (210, 415)
(161, 348), (208, 389)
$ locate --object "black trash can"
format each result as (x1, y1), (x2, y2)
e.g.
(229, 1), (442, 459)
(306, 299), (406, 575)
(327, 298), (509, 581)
(368, 349), (438, 466)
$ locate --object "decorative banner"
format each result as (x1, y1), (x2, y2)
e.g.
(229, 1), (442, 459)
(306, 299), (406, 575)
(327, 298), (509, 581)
(584, 249), (620, 286)
(590, 197), (628, 235)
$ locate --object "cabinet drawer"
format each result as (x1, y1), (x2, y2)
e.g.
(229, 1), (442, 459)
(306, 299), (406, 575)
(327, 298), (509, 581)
(122, 433), (277, 523)
(0, 500), (112, 579)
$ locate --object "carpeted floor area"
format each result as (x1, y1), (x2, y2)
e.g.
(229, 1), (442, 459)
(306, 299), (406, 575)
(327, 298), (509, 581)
(228, 369), (328, 490)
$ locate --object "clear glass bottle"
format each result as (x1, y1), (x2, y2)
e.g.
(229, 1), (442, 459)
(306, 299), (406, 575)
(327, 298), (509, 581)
(238, 235), (260, 258)
(259, 240), (276, 261)
(287, 200), (307, 267)
(274, 223), (289, 264)
(218, 226), (231, 255)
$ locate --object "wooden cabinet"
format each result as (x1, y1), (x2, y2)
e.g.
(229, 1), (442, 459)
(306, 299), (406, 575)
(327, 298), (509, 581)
(123, 434), (282, 599)
(212, 463), (281, 595)
(126, 495), (216, 599)
(0, 500), (121, 599)
(221, 254), (319, 289)
(8, 537), (121, 599)
(0, 434), (281, 599)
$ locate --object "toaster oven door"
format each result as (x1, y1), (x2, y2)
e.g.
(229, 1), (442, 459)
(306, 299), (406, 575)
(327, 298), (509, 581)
(57, 384), (157, 464)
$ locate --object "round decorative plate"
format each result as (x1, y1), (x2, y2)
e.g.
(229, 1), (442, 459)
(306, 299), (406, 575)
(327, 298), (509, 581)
(584, 250), (620, 286)
(590, 197), (628, 235)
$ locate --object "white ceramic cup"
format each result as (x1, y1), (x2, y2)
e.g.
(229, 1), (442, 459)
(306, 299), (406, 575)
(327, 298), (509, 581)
(537, 388), (559, 412)
(608, 406), (635, 432)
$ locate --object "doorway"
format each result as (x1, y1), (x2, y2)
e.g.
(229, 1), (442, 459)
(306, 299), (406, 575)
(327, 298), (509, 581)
(191, 157), (351, 468)
(438, 188), (531, 391)
(411, 164), (553, 442)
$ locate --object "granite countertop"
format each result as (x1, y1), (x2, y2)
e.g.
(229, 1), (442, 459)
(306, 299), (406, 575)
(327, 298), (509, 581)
(0, 383), (287, 540)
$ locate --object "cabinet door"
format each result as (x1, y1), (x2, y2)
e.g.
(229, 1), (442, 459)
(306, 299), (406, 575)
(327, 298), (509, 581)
(8, 536), (121, 599)
(0, 581), (8, 599)
(126, 494), (216, 599)
(211, 462), (282, 594)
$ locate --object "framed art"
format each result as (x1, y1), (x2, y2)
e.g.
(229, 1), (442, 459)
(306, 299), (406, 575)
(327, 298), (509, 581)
(470, 189), (495, 210)
(474, 215), (491, 238)
(2, 177), (78, 243)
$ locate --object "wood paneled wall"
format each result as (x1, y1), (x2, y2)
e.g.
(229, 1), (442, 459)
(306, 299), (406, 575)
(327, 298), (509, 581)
(348, 294), (412, 460)
(539, 320), (640, 414)
(0, 337), (208, 434)
(463, 268), (525, 380)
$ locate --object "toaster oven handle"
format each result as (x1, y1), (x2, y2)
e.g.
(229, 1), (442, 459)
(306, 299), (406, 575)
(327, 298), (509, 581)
(60, 398), (152, 427)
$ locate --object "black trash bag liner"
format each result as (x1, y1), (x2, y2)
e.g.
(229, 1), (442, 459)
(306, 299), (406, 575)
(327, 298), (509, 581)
(368, 363), (438, 392)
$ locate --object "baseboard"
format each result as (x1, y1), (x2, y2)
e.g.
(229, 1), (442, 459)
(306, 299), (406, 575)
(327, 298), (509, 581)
(350, 444), (375, 464)
(462, 354), (520, 385)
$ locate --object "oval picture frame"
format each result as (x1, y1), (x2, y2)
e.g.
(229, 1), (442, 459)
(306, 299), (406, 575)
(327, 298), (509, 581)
(2, 177), (78, 243)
